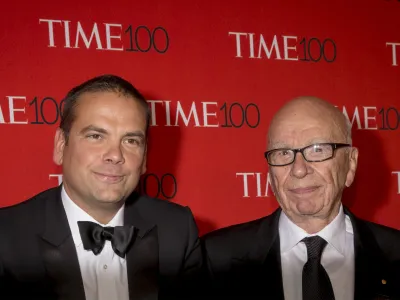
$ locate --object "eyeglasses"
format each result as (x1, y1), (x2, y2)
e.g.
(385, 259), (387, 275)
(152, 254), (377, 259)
(264, 143), (351, 167)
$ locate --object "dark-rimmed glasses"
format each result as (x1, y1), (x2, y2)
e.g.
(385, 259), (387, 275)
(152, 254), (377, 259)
(264, 143), (351, 167)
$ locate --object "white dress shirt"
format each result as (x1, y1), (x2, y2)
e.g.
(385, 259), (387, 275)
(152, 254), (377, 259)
(279, 204), (355, 300)
(61, 186), (129, 300)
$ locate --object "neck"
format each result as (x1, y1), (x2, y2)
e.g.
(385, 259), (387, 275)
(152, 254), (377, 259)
(81, 202), (123, 224)
(288, 203), (341, 234)
(63, 185), (124, 224)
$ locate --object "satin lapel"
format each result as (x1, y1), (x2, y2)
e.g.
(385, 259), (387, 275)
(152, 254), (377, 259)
(345, 208), (391, 300)
(261, 235), (285, 300)
(258, 209), (284, 300)
(124, 194), (159, 300)
(236, 209), (284, 300)
(38, 186), (86, 300)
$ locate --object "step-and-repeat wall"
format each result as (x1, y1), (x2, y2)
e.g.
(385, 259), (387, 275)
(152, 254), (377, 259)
(1, 0), (399, 235)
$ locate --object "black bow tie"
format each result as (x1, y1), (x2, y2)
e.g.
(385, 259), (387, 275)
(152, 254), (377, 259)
(77, 221), (135, 258)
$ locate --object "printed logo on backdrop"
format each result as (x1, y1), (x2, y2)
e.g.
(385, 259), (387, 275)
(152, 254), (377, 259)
(0, 97), (261, 129)
(228, 32), (337, 63)
(148, 100), (260, 128)
(1, 97), (399, 131)
(49, 173), (178, 200)
(236, 172), (274, 198)
(0, 96), (65, 125)
(387, 42), (400, 66)
(393, 171), (400, 194)
(336, 105), (400, 131)
(39, 19), (169, 54)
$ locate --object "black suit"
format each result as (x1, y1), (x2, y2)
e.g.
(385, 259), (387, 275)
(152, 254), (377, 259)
(0, 186), (203, 300)
(201, 208), (400, 300)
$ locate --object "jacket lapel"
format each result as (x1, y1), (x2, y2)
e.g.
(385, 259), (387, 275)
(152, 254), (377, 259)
(345, 208), (392, 300)
(241, 206), (395, 300)
(38, 186), (86, 300)
(267, 207), (395, 299)
(235, 208), (284, 300)
(258, 209), (284, 300)
(124, 193), (159, 300)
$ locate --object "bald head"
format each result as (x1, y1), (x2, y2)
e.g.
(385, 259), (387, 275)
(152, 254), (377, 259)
(267, 96), (351, 150)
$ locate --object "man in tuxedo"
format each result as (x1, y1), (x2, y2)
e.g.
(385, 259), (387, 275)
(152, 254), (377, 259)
(202, 97), (400, 300)
(0, 74), (203, 300)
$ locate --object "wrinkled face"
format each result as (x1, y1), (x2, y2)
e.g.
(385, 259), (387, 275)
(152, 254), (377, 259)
(53, 91), (147, 207)
(268, 104), (358, 221)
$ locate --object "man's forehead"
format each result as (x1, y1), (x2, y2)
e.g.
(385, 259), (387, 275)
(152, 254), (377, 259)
(267, 118), (341, 148)
(269, 117), (332, 136)
(267, 96), (348, 140)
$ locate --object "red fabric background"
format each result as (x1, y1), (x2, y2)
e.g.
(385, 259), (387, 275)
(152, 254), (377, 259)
(1, 0), (399, 236)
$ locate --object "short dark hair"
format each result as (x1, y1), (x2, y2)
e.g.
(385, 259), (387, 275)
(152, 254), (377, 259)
(60, 74), (150, 141)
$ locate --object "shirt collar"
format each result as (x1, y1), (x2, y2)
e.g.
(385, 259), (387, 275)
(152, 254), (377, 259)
(279, 204), (347, 256)
(61, 185), (125, 248)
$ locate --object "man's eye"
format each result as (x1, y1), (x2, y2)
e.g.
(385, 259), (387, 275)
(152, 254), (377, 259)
(312, 146), (325, 153)
(279, 150), (290, 156)
(125, 138), (140, 145)
(88, 134), (102, 140)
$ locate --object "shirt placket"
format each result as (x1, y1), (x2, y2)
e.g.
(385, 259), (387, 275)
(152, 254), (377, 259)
(97, 241), (117, 300)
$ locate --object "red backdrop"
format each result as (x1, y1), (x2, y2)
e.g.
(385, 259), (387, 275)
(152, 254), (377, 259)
(1, 0), (399, 236)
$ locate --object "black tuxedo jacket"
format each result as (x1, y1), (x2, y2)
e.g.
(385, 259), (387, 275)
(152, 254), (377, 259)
(0, 186), (203, 300)
(201, 208), (400, 300)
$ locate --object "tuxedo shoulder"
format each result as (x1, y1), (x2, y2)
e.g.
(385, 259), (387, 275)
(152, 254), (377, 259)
(0, 187), (57, 220)
(366, 220), (400, 236)
(363, 220), (400, 259)
(134, 194), (193, 219)
(202, 213), (275, 245)
(200, 213), (277, 265)
(0, 188), (58, 237)
(129, 194), (199, 240)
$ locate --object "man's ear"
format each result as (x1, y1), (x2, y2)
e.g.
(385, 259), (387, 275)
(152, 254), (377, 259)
(53, 128), (66, 166)
(345, 147), (359, 187)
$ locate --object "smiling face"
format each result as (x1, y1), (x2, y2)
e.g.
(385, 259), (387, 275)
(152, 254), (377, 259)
(53, 91), (147, 209)
(267, 98), (358, 224)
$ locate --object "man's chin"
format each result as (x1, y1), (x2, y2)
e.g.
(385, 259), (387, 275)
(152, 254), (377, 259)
(92, 191), (125, 205)
(290, 199), (324, 217)
(296, 205), (324, 217)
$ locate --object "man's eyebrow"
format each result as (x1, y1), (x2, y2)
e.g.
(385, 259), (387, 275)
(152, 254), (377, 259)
(79, 125), (108, 135)
(79, 126), (146, 139)
(268, 139), (333, 150)
(305, 139), (331, 146)
(124, 131), (146, 139)
(268, 142), (290, 150)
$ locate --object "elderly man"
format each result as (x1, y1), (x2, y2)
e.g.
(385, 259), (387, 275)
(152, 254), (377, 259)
(202, 97), (400, 300)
